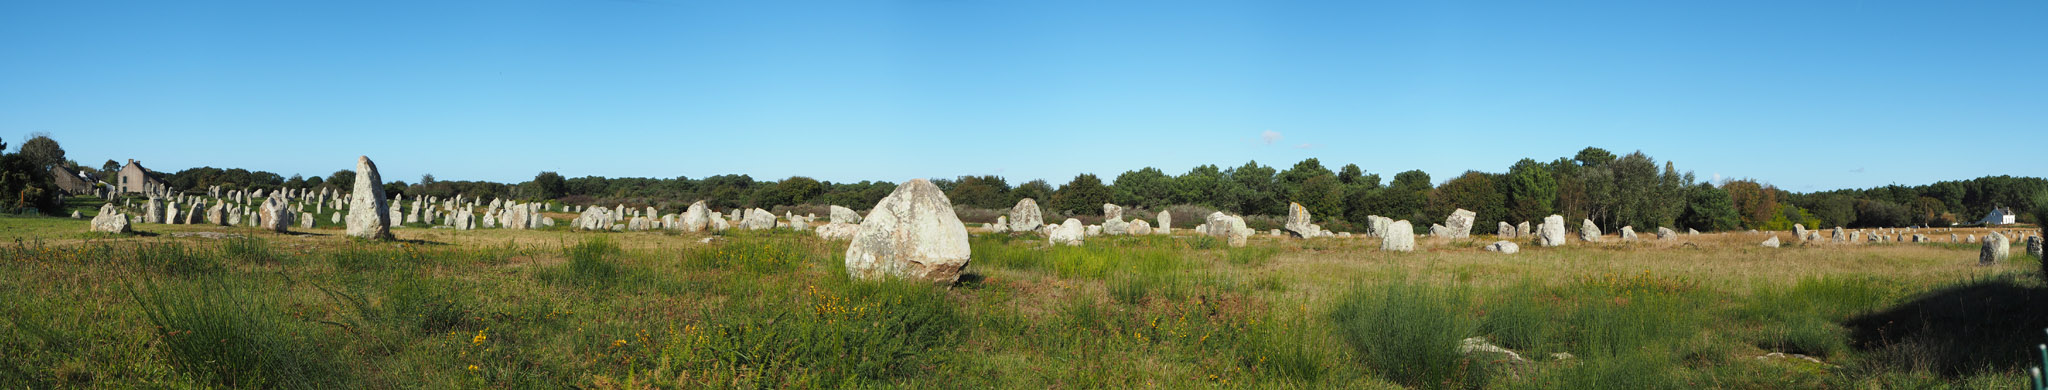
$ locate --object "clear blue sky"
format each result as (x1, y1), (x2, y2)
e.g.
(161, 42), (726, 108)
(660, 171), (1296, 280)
(4, 1), (2043, 192)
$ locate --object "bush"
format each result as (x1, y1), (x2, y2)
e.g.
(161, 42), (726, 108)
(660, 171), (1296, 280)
(1329, 279), (1492, 389)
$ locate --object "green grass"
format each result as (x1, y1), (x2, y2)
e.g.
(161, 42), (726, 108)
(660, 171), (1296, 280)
(0, 215), (2038, 388)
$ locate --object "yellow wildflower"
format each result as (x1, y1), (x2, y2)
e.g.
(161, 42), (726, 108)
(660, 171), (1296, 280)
(472, 329), (487, 345)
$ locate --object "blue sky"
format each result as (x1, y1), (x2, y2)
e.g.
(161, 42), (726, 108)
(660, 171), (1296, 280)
(4, 1), (2043, 192)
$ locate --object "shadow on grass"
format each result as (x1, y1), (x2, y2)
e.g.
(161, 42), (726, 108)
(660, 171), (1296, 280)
(1843, 274), (2048, 377)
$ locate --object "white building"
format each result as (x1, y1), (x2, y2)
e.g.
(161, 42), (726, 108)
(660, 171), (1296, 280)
(1978, 207), (2017, 225)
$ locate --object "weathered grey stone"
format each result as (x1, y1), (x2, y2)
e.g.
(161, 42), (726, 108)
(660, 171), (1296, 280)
(1762, 236), (1780, 248)
(1498, 222), (1517, 238)
(1284, 202), (1320, 238)
(1484, 241), (1519, 254)
(1981, 233), (2009, 265)
(1657, 227), (1676, 240)
(830, 205), (862, 224)
(346, 156), (393, 240)
(300, 212), (315, 229)
(1444, 208), (1476, 239)
(1832, 227), (1846, 242)
(1050, 218), (1085, 246)
(209, 203), (227, 226)
(1009, 198), (1044, 232)
(1201, 212), (1251, 247)
(1130, 219), (1153, 235)
(990, 216), (1011, 233)
(741, 208), (776, 230)
(1793, 224), (1808, 242)
(1687, 228), (1700, 235)
(1518, 222), (1532, 238)
(1088, 225), (1103, 236)
(1103, 217), (1129, 235)
(1580, 219), (1603, 242)
(259, 196), (293, 233)
(1102, 203), (1123, 220)
(89, 204), (130, 234)
(679, 201), (711, 232)
(1380, 220), (1415, 252)
(2028, 236), (2043, 259)
(1367, 215), (1392, 238)
(1536, 215), (1567, 247)
(815, 222), (860, 241)
(70, 210), (80, 219)
(1428, 224), (1448, 237)
(844, 179), (971, 284)
(1619, 226), (1638, 241)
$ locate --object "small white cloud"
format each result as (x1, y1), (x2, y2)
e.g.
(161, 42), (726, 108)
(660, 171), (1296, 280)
(1260, 130), (1282, 145)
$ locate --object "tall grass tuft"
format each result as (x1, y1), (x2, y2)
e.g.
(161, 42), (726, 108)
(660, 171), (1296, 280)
(681, 237), (809, 274)
(651, 278), (964, 387)
(1330, 279), (1491, 389)
(133, 242), (220, 276)
(220, 236), (281, 265)
(129, 279), (351, 388)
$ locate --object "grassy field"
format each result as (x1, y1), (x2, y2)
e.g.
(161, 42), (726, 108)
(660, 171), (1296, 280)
(3, 206), (2044, 389)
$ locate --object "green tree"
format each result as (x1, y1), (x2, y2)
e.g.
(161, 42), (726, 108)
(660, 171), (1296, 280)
(1296, 174), (1346, 222)
(533, 171), (568, 200)
(1226, 161), (1279, 215)
(1428, 171), (1506, 234)
(1111, 168), (1173, 208)
(1504, 159), (1557, 224)
(1573, 147), (1616, 167)
(327, 170), (356, 190)
(102, 159), (121, 175)
(1172, 165), (1225, 207)
(1051, 174), (1113, 215)
(1723, 179), (1778, 229)
(1678, 185), (1741, 232)
(759, 176), (825, 207)
(17, 133), (64, 171)
(1809, 194), (1857, 228)
(946, 175), (1011, 209)
(1012, 179), (1053, 206)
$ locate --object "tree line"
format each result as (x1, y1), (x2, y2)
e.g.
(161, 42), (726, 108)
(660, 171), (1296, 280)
(14, 134), (2048, 231)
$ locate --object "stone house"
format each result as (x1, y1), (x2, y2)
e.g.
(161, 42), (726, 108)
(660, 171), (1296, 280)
(50, 165), (98, 195)
(116, 159), (170, 195)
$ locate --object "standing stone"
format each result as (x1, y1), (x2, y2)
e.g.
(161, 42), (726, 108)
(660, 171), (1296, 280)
(1980, 233), (2010, 265)
(1497, 222), (1517, 239)
(1102, 204), (1123, 220)
(1484, 241), (1519, 254)
(1687, 228), (1700, 235)
(1284, 202), (1321, 238)
(1762, 236), (1780, 248)
(1656, 227), (1677, 240)
(1130, 219), (1153, 235)
(830, 205), (862, 224)
(1050, 218), (1086, 246)
(1536, 215), (1567, 247)
(70, 210), (81, 219)
(1579, 219), (1603, 243)
(679, 201), (711, 232)
(1103, 217), (1129, 235)
(1008, 198), (1044, 232)
(346, 156), (394, 240)
(1619, 226), (1638, 241)
(1380, 220), (1416, 252)
(844, 179), (972, 284)
(1367, 215), (1392, 238)
(1832, 227), (1847, 243)
(259, 196), (294, 233)
(741, 208), (776, 230)
(2025, 236), (2043, 259)
(1793, 224), (1808, 242)
(89, 204), (131, 234)
(1157, 211), (1172, 235)
(1443, 209), (1476, 239)
(990, 216), (1011, 233)
(299, 212), (315, 229)
(1201, 212), (1251, 247)
(815, 222), (860, 240)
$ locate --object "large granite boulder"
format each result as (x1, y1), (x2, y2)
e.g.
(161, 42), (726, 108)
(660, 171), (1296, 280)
(1536, 215), (1567, 247)
(1130, 219), (1153, 235)
(989, 216), (1011, 233)
(1284, 202), (1320, 238)
(1102, 203), (1123, 220)
(830, 205), (862, 224)
(1832, 227), (1846, 243)
(1579, 219), (1603, 242)
(1762, 236), (1781, 248)
(259, 196), (294, 233)
(679, 201), (711, 232)
(346, 156), (394, 240)
(815, 222), (860, 241)
(89, 204), (131, 234)
(1444, 209), (1476, 239)
(1050, 218), (1086, 246)
(1367, 215), (1392, 238)
(1201, 212), (1251, 247)
(1484, 241), (1519, 254)
(2028, 236), (2043, 259)
(1497, 222), (1518, 239)
(1009, 198), (1045, 233)
(1103, 217), (1129, 235)
(1619, 226), (1637, 241)
(1380, 220), (1415, 252)
(1793, 224), (1809, 242)
(1657, 227), (1677, 240)
(844, 179), (972, 284)
(741, 208), (776, 230)
(1981, 233), (2010, 265)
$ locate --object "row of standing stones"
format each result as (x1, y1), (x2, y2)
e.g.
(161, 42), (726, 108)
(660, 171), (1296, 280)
(88, 156), (2046, 283)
